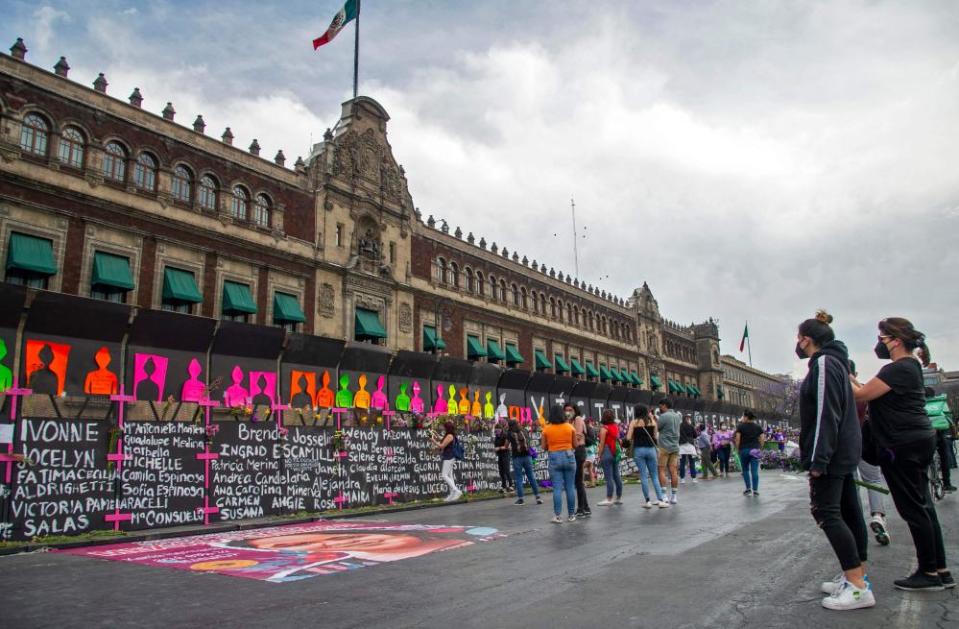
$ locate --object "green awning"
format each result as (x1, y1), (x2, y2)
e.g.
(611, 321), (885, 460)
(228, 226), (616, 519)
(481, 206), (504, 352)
(570, 358), (585, 376)
(7, 232), (57, 275)
(650, 375), (663, 389)
(599, 365), (612, 381)
(534, 349), (551, 370)
(554, 354), (570, 373)
(467, 335), (486, 359)
(91, 251), (134, 290)
(668, 380), (680, 393)
(486, 339), (506, 361)
(423, 325), (446, 351)
(631, 371), (644, 386)
(689, 384), (701, 396)
(162, 267), (202, 303)
(609, 367), (623, 382)
(273, 293), (306, 323)
(354, 307), (385, 337)
(222, 281), (257, 314)
(505, 343), (524, 364)
(585, 362), (600, 378)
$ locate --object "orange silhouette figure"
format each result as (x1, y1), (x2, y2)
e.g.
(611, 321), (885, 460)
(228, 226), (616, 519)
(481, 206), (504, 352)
(353, 374), (371, 409)
(458, 387), (470, 415)
(471, 390), (482, 417)
(84, 346), (118, 395)
(315, 371), (334, 409)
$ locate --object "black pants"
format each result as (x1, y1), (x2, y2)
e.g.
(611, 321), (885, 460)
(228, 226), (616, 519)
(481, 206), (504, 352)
(574, 446), (590, 513)
(936, 431), (952, 485)
(809, 472), (868, 571)
(716, 445), (731, 474)
(497, 451), (512, 489)
(881, 436), (947, 573)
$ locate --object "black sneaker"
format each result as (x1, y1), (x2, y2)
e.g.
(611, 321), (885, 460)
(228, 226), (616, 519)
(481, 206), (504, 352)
(894, 571), (945, 591)
(944, 484), (958, 493)
(513, 498), (525, 505)
(743, 489), (753, 496)
(582, 510), (592, 517)
(535, 497), (543, 505)
(940, 571), (955, 589)
(575, 510), (586, 518)
(752, 491), (759, 497)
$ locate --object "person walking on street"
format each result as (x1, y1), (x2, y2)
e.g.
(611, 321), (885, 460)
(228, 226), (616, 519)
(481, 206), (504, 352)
(735, 411), (765, 496)
(507, 418), (543, 506)
(656, 399), (682, 504)
(432, 421), (462, 502)
(493, 420), (513, 494)
(595, 410), (623, 506)
(697, 424), (719, 480)
(851, 317), (951, 592)
(713, 423), (734, 478)
(679, 414), (699, 484)
(796, 310), (873, 610)
(628, 405), (669, 508)
(568, 403), (592, 517)
(849, 359), (891, 546)
(543, 405), (578, 523)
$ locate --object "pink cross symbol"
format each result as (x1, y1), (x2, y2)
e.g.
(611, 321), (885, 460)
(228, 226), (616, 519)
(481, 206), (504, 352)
(5, 378), (32, 484)
(106, 453), (132, 462)
(196, 452), (219, 461)
(332, 408), (348, 430)
(0, 453), (25, 463)
(336, 451), (348, 460)
(466, 482), (477, 493)
(333, 493), (348, 509)
(105, 510), (132, 530)
(382, 410), (395, 431)
(383, 491), (399, 505)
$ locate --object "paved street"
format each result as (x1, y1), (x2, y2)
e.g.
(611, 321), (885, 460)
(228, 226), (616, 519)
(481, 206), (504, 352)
(1, 472), (956, 629)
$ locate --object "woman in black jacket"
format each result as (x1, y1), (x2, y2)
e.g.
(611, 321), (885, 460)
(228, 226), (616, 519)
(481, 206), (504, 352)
(851, 317), (951, 592)
(796, 311), (873, 611)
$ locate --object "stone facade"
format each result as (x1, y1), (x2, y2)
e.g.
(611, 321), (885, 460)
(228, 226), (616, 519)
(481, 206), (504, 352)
(720, 354), (789, 412)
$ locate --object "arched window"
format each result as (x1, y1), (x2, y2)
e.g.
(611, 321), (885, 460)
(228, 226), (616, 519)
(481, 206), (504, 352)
(499, 279), (507, 304)
(231, 186), (249, 220)
(557, 299), (565, 322)
(602, 317), (608, 335)
(521, 287), (528, 310)
(450, 262), (459, 288)
(133, 152), (158, 191)
(57, 126), (85, 168)
(566, 303), (573, 323)
(574, 306), (580, 326)
(540, 294), (547, 315)
(511, 283), (519, 306)
(19, 113), (50, 156)
(476, 271), (485, 296)
(198, 175), (218, 211)
(254, 194), (271, 227)
(102, 141), (127, 182)
(489, 275), (497, 300)
(171, 165), (193, 203)
(436, 257), (447, 283)
(550, 297), (556, 318)
(465, 267), (474, 292)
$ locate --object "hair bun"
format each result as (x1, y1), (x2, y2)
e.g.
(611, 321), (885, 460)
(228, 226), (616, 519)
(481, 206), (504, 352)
(815, 309), (833, 325)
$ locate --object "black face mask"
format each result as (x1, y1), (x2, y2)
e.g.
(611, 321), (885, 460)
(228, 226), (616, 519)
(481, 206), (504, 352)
(874, 340), (891, 360)
(795, 341), (808, 360)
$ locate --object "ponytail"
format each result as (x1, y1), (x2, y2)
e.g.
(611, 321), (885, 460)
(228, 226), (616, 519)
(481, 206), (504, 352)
(879, 317), (930, 366)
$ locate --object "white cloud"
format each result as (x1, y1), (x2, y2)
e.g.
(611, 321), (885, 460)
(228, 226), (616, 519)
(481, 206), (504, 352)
(31, 6), (69, 50)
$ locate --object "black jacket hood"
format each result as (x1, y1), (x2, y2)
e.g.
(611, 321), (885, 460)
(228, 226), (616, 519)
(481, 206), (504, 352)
(810, 340), (850, 369)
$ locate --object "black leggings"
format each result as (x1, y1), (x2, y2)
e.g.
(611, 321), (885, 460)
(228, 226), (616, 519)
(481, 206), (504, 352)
(497, 451), (512, 489)
(936, 430), (952, 485)
(881, 436), (947, 573)
(716, 446), (731, 474)
(809, 472), (868, 571)
(574, 446), (590, 512)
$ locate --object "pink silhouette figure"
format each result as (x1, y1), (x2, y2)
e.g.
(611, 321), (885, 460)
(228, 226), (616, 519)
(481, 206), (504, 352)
(433, 384), (448, 414)
(371, 375), (388, 410)
(410, 381), (425, 413)
(224, 365), (250, 407)
(181, 359), (206, 402)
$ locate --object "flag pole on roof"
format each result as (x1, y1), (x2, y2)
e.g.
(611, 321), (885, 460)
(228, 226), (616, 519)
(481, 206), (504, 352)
(739, 322), (752, 367)
(312, 0), (362, 98)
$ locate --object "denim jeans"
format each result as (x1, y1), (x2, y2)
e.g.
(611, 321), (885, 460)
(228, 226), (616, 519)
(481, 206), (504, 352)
(633, 446), (664, 501)
(679, 454), (697, 479)
(548, 450), (577, 516)
(739, 448), (759, 491)
(601, 450), (623, 499)
(512, 455), (539, 499)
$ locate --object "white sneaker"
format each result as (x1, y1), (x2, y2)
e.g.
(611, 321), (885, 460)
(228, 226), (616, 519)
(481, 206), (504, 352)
(821, 573), (845, 595)
(643, 500), (653, 509)
(658, 500), (671, 508)
(870, 514), (890, 546)
(822, 581), (875, 611)
(692, 478), (698, 484)
(596, 499), (613, 506)
(613, 498), (623, 505)
(670, 494), (678, 504)
(450, 490), (462, 501)
(680, 479), (686, 485)
(551, 515), (563, 524)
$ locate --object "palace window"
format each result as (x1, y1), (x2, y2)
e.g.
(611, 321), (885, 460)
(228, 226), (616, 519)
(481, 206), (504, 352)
(19, 113), (49, 156)
(102, 141), (127, 182)
(133, 152), (158, 191)
(231, 186), (249, 220)
(254, 194), (271, 227)
(171, 165), (193, 204)
(57, 126), (85, 168)
(198, 175), (218, 210)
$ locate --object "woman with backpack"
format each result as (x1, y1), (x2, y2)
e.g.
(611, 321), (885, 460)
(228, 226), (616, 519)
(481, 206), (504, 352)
(543, 405), (578, 523)
(628, 405), (669, 508)
(567, 403), (591, 518)
(595, 409), (623, 506)
(432, 421), (462, 502)
(507, 418), (543, 506)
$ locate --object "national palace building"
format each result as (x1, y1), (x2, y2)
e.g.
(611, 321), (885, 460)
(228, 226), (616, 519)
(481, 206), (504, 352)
(0, 39), (787, 410)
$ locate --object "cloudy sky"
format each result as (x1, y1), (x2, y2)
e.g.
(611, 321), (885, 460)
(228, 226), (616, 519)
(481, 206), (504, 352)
(5, 0), (958, 379)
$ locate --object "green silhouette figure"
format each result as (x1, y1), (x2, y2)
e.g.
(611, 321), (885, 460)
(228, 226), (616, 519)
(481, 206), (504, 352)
(395, 382), (411, 412)
(0, 339), (11, 393)
(335, 374), (353, 408)
(483, 391), (495, 419)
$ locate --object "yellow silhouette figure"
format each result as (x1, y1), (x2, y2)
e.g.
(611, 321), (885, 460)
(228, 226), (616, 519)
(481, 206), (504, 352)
(446, 384), (459, 416)
(458, 387), (470, 415)
(84, 346), (118, 395)
(483, 391), (495, 419)
(471, 390), (482, 417)
(353, 373), (371, 409)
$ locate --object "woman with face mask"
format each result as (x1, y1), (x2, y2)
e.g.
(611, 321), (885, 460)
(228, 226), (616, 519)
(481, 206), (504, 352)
(712, 423), (733, 478)
(566, 403), (591, 518)
(851, 317), (951, 592)
(796, 310), (873, 611)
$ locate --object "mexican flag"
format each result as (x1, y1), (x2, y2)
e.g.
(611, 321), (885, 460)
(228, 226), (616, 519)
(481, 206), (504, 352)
(739, 324), (749, 352)
(313, 0), (359, 50)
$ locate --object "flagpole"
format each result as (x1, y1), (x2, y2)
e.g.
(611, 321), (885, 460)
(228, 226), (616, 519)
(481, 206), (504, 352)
(747, 321), (753, 367)
(352, 0), (361, 99)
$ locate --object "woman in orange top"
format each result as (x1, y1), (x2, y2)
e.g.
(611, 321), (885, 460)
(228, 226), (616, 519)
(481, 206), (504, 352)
(541, 405), (577, 523)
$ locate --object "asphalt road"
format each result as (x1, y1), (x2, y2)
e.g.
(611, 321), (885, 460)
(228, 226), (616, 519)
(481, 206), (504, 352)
(1, 473), (956, 629)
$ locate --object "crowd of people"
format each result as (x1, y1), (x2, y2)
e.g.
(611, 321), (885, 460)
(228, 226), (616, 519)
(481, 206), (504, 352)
(431, 312), (952, 612)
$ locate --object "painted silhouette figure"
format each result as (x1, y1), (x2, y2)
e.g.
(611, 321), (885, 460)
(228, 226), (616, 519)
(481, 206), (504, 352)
(394, 382), (411, 412)
(371, 375), (388, 410)
(84, 346), (118, 395)
(0, 339), (12, 393)
(135, 356), (161, 402)
(458, 387), (470, 415)
(433, 384), (448, 414)
(224, 366), (250, 407)
(446, 384), (459, 416)
(290, 372), (314, 409)
(315, 371), (334, 408)
(410, 381), (424, 413)
(484, 391), (496, 419)
(29, 344), (60, 395)
(251, 373), (273, 407)
(353, 374), (371, 409)
(471, 390), (482, 418)
(494, 393), (509, 420)
(181, 358), (206, 402)
(335, 374), (352, 408)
